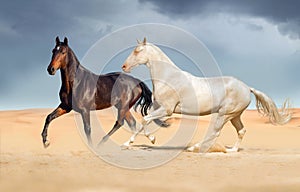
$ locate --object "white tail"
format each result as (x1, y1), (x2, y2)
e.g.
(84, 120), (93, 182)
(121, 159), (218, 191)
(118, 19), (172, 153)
(250, 88), (291, 125)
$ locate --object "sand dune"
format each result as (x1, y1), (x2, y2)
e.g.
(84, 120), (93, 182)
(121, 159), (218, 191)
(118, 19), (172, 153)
(1, 108), (300, 191)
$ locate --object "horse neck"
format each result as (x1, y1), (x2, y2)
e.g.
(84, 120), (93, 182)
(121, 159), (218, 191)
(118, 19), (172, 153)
(147, 44), (181, 79)
(147, 44), (178, 66)
(60, 49), (80, 92)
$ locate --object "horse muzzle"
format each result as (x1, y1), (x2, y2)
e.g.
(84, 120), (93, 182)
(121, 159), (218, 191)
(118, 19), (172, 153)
(47, 65), (57, 75)
(121, 63), (131, 73)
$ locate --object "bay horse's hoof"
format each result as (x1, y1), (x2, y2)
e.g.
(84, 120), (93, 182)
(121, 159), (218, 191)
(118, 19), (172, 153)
(97, 140), (105, 148)
(97, 142), (102, 148)
(160, 121), (170, 128)
(43, 140), (50, 148)
(149, 135), (156, 144)
(97, 136), (109, 148)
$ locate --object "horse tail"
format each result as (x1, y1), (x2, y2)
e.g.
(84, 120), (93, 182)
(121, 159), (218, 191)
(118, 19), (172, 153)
(250, 88), (291, 125)
(134, 82), (169, 127)
(134, 81), (152, 116)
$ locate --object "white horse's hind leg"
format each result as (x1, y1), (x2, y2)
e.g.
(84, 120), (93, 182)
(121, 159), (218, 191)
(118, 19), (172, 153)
(198, 114), (230, 153)
(121, 124), (144, 149)
(122, 106), (168, 148)
(143, 106), (168, 144)
(143, 127), (156, 144)
(226, 115), (246, 152)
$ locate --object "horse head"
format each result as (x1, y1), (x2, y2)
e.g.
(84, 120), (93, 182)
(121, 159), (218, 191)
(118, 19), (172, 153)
(47, 36), (69, 75)
(122, 37), (149, 72)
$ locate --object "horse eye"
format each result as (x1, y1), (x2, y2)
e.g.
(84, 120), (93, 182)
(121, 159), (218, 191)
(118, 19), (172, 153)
(134, 47), (143, 54)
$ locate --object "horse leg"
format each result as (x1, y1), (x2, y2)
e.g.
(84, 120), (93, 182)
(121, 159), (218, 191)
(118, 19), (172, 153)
(142, 105), (168, 144)
(143, 124), (156, 144)
(188, 113), (230, 153)
(121, 123), (145, 149)
(97, 121), (123, 147)
(124, 111), (159, 144)
(122, 106), (168, 147)
(123, 120), (157, 147)
(41, 104), (70, 148)
(98, 108), (126, 146)
(226, 114), (246, 152)
(124, 111), (137, 132)
(80, 110), (93, 147)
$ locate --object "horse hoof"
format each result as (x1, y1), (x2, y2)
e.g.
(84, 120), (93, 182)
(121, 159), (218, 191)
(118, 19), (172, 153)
(43, 140), (50, 148)
(186, 145), (200, 153)
(186, 146), (199, 152)
(186, 146), (194, 152)
(225, 146), (238, 153)
(97, 141), (103, 148)
(121, 143), (130, 150)
(162, 122), (170, 128)
(149, 135), (156, 144)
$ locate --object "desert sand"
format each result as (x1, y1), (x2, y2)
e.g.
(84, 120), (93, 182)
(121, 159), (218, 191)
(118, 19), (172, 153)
(1, 108), (300, 191)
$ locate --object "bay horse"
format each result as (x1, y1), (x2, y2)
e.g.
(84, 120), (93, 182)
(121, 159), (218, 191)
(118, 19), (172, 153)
(41, 37), (163, 148)
(121, 38), (291, 152)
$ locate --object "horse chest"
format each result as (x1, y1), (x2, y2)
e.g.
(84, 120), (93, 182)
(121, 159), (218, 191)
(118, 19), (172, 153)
(59, 88), (72, 105)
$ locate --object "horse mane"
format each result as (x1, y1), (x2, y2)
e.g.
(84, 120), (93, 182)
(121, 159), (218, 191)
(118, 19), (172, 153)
(66, 45), (97, 78)
(66, 46), (80, 68)
(146, 43), (181, 69)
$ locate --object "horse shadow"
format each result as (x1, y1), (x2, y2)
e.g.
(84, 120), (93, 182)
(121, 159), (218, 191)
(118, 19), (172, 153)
(131, 144), (247, 153)
(131, 144), (188, 151)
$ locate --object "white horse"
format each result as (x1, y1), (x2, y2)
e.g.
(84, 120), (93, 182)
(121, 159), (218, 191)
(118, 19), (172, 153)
(121, 38), (291, 153)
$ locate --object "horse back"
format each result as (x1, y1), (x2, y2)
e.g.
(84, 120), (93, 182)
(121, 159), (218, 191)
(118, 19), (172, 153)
(95, 72), (142, 109)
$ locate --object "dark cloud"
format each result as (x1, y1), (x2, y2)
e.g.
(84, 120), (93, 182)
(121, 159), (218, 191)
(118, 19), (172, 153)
(1, 0), (299, 109)
(0, 0), (127, 45)
(140, 0), (300, 39)
(140, 0), (209, 16)
(0, 0), (133, 109)
(0, 0), (126, 76)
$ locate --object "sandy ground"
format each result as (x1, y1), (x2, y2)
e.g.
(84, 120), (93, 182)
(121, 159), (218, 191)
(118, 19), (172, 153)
(1, 108), (300, 191)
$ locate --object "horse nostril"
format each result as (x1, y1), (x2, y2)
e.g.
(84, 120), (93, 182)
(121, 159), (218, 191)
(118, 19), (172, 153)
(47, 66), (55, 74)
(122, 65), (126, 69)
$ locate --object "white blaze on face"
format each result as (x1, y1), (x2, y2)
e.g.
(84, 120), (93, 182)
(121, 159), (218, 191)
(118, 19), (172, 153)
(56, 46), (60, 51)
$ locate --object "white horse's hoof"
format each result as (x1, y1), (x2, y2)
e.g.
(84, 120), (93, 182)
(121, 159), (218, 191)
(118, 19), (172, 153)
(149, 135), (156, 144)
(186, 146), (194, 152)
(186, 146), (200, 153)
(225, 146), (239, 153)
(121, 143), (131, 150)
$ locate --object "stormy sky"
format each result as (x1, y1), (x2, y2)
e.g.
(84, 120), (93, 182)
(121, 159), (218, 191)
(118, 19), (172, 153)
(0, 0), (300, 110)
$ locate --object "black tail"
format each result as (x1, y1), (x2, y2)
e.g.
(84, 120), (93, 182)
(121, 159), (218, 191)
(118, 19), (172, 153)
(134, 81), (152, 116)
(134, 82), (169, 127)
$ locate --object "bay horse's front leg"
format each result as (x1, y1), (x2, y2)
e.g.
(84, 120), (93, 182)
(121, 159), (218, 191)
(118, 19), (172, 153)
(41, 104), (71, 148)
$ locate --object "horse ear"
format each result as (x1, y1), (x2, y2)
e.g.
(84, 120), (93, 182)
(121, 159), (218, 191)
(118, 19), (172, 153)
(136, 39), (141, 44)
(143, 37), (147, 45)
(55, 36), (60, 45)
(64, 37), (68, 45)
